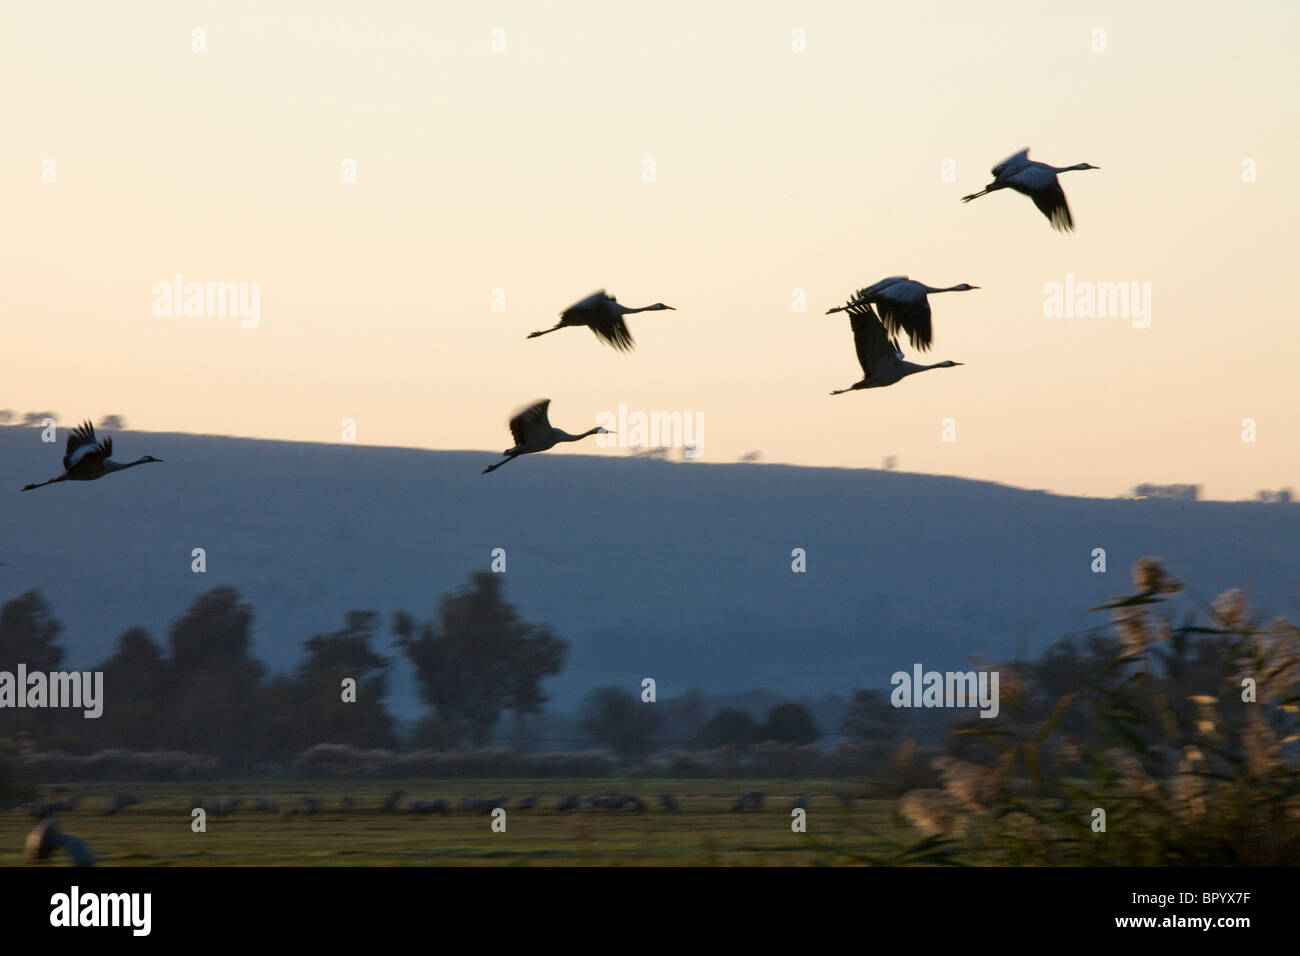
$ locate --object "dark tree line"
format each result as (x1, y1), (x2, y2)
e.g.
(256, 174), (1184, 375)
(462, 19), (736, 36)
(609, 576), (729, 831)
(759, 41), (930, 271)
(0, 572), (567, 764)
(3, 568), (896, 765)
(577, 687), (829, 756)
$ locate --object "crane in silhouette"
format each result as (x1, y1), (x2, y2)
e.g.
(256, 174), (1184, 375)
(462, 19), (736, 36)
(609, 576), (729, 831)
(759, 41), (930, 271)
(827, 276), (977, 351)
(482, 399), (611, 474)
(22, 421), (161, 491)
(528, 290), (675, 352)
(830, 302), (963, 394)
(961, 148), (1099, 231)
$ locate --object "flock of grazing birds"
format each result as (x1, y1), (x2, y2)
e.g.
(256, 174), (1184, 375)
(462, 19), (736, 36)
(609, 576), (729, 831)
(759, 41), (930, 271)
(13, 787), (847, 864)
(18, 148), (1097, 489)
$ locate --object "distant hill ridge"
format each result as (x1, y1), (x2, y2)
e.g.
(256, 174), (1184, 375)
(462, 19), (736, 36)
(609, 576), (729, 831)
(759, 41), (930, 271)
(2, 425), (1296, 717)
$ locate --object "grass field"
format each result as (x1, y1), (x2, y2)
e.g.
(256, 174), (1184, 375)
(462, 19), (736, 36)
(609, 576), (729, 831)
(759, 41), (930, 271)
(3, 779), (935, 866)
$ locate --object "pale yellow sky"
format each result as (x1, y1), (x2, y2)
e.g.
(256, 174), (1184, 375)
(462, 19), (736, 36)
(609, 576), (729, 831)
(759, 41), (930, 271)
(3, 1), (1298, 500)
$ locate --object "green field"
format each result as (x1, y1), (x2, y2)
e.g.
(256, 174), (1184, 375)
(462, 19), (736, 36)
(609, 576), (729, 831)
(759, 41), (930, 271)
(3, 780), (930, 867)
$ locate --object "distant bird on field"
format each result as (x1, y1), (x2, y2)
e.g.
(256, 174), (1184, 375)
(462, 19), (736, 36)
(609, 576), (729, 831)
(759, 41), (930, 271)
(555, 795), (581, 812)
(791, 791), (810, 812)
(382, 790), (406, 812)
(827, 276), (977, 352)
(408, 799), (449, 815)
(834, 790), (854, 808)
(103, 793), (141, 815)
(961, 148), (1099, 232)
(732, 791), (764, 812)
(21, 421), (162, 491)
(298, 795), (321, 815)
(515, 795), (539, 811)
(255, 795), (278, 812)
(660, 793), (680, 812)
(596, 794), (645, 811)
(528, 290), (675, 352)
(459, 796), (504, 813)
(829, 302), (963, 395)
(482, 399), (612, 474)
(26, 817), (96, 866)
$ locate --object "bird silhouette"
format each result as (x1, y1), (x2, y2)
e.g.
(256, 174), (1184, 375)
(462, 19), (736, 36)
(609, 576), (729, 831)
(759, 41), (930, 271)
(829, 302), (963, 395)
(961, 148), (1099, 231)
(827, 276), (978, 352)
(22, 421), (162, 491)
(527, 290), (675, 352)
(481, 399), (611, 474)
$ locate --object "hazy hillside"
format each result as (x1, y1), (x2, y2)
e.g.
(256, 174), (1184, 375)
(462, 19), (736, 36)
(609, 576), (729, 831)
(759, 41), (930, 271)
(2, 425), (1297, 718)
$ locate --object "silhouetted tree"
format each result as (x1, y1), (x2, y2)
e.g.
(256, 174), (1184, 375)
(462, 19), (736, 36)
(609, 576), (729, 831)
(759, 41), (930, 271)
(697, 708), (761, 747)
(22, 411), (56, 426)
(760, 703), (820, 744)
(0, 591), (64, 672)
(1255, 488), (1295, 504)
(579, 686), (661, 759)
(1132, 483), (1199, 501)
(263, 610), (395, 756)
(98, 415), (127, 429)
(0, 591), (66, 742)
(394, 573), (568, 747)
(165, 588), (266, 760)
(841, 689), (892, 742)
(663, 687), (707, 743)
(86, 628), (169, 751)
(406, 715), (459, 751)
(0, 409), (13, 424)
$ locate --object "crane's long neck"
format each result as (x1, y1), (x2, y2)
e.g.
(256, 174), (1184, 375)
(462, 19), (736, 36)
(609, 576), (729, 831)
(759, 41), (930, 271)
(104, 457), (153, 473)
(620, 303), (670, 315)
(925, 285), (971, 294)
(558, 427), (602, 443)
(1055, 163), (1094, 173)
(903, 361), (961, 376)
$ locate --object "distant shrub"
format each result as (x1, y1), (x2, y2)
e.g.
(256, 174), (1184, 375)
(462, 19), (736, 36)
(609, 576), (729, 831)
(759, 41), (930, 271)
(25, 749), (224, 782)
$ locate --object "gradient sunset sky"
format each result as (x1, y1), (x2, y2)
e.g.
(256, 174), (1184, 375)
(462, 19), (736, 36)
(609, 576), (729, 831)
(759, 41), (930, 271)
(3, 1), (1297, 500)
